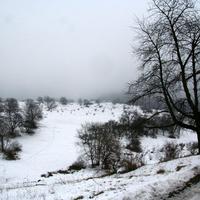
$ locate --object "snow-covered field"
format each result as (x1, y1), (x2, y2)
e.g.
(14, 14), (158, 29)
(0, 103), (199, 200)
(0, 103), (124, 182)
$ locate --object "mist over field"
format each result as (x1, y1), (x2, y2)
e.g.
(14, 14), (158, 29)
(0, 0), (148, 99)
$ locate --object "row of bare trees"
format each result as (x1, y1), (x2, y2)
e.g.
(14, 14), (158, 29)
(37, 96), (71, 110)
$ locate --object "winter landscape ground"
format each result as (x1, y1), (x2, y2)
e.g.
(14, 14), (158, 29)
(0, 102), (199, 200)
(1, 0), (200, 199)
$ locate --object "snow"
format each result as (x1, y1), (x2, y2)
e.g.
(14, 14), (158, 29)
(141, 131), (198, 164)
(0, 102), (199, 200)
(167, 181), (200, 200)
(0, 103), (125, 182)
(0, 155), (199, 200)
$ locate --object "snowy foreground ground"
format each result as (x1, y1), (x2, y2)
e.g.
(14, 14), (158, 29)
(0, 103), (199, 200)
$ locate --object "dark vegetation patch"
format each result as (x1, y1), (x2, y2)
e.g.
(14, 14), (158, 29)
(157, 169), (165, 174)
(176, 165), (186, 172)
(73, 196), (84, 200)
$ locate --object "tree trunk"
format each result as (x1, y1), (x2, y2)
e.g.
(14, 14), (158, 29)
(197, 131), (200, 155)
(0, 136), (4, 152)
(196, 119), (200, 155)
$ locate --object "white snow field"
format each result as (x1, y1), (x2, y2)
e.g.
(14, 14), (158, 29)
(0, 103), (124, 182)
(0, 103), (199, 200)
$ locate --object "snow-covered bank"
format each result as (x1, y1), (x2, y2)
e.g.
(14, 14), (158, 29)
(0, 155), (199, 200)
(167, 180), (200, 200)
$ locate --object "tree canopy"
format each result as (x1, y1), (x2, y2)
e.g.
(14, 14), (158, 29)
(129, 0), (200, 153)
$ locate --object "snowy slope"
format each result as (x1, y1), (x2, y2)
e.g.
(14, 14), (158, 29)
(0, 155), (199, 200)
(0, 102), (199, 200)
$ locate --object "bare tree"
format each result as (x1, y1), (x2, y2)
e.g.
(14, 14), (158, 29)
(83, 99), (92, 107)
(0, 116), (9, 152)
(23, 99), (43, 133)
(59, 97), (68, 105)
(129, 0), (200, 153)
(4, 98), (23, 137)
(37, 96), (43, 104)
(77, 122), (121, 171)
(77, 123), (97, 167)
(43, 96), (57, 111)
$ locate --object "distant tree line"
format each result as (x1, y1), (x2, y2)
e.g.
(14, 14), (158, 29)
(37, 96), (73, 108)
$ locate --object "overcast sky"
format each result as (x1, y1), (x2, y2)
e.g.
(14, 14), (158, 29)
(0, 0), (149, 99)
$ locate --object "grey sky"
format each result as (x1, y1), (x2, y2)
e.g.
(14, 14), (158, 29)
(0, 0), (148, 99)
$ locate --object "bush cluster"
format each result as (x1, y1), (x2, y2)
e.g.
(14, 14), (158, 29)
(0, 98), (43, 160)
(3, 141), (22, 160)
(77, 122), (121, 172)
(160, 142), (180, 162)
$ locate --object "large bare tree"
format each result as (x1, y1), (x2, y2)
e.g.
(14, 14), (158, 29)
(129, 0), (200, 153)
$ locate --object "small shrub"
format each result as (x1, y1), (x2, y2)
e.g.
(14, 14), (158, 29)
(126, 137), (142, 153)
(26, 128), (35, 135)
(68, 160), (86, 171)
(9, 129), (21, 138)
(83, 99), (92, 107)
(73, 196), (84, 200)
(41, 172), (53, 178)
(179, 143), (186, 151)
(176, 165), (186, 171)
(3, 141), (22, 160)
(119, 154), (144, 173)
(157, 169), (165, 174)
(187, 142), (198, 155)
(161, 142), (180, 162)
(120, 159), (138, 173)
(59, 97), (68, 105)
(168, 134), (176, 139)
